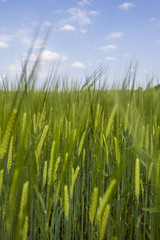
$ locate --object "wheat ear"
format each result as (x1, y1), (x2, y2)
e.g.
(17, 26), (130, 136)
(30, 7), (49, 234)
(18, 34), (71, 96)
(0, 109), (17, 160)
(35, 125), (49, 159)
(42, 161), (48, 189)
(64, 185), (69, 220)
(97, 179), (116, 221)
(135, 158), (140, 200)
(114, 137), (120, 165)
(48, 141), (56, 187)
(7, 136), (14, 174)
(22, 216), (28, 240)
(89, 187), (98, 223)
(94, 104), (100, 130)
(19, 181), (29, 223)
(99, 204), (110, 240)
(78, 131), (86, 157)
(105, 104), (118, 138)
(148, 162), (153, 182)
(124, 104), (130, 132)
(0, 169), (4, 197)
(6, 169), (19, 230)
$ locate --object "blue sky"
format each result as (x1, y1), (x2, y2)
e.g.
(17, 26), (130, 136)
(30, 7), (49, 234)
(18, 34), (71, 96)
(0, 0), (160, 88)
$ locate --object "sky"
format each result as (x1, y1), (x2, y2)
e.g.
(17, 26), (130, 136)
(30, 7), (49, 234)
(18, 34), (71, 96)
(0, 0), (160, 88)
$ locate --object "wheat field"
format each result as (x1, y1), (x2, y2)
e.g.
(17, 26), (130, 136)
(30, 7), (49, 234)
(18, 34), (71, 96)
(0, 65), (160, 239)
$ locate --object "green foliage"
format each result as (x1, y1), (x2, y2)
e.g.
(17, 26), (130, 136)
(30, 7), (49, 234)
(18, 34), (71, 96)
(0, 69), (160, 240)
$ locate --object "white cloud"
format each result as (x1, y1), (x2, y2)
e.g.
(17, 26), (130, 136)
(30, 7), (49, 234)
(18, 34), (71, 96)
(124, 53), (131, 58)
(42, 50), (60, 61)
(58, 7), (98, 31)
(53, 9), (63, 14)
(0, 33), (14, 42)
(106, 32), (123, 39)
(68, 8), (92, 25)
(1, 28), (43, 49)
(118, 2), (136, 10)
(45, 21), (53, 26)
(98, 45), (117, 52)
(7, 50), (68, 79)
(130, 68), (135, 72)
(106, 57), (117, 61)
(6, 28), (44, 49)
(7, 60), (23, 75)
(78, 0), (90, 6)
(80, 29), (87, 34)
(6, 49), (69, 82)
(24, 50), (64, 62)
(0, 41), (8, 48)
(23, 49), (69, 64)
(71, 61), (85, 68)
(13, 28), (31, 46)
(142, 70), (148, 75)
(42, 50), (69, 62)
(157, 39), (160, 43)
(89, 11), (99, 16)
(0, 0), (7, 2)
(61, 56), (69, 62)
(0, 29), (33, 47)
(60, 24), (77, 31)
